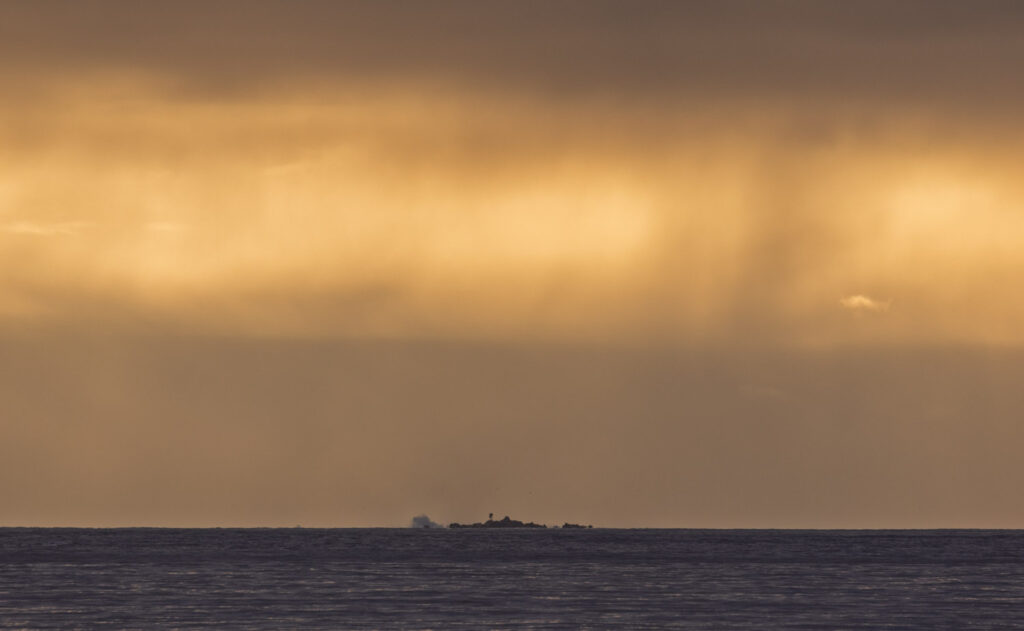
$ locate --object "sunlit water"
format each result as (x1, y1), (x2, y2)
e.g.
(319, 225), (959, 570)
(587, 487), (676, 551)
(2, 529), (1023, 629)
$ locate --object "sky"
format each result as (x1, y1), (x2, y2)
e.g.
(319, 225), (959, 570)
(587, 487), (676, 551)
(2, 1), (1024, 527)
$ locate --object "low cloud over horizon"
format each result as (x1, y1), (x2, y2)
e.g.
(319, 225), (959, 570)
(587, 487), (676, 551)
(3, 336), (1024, 528)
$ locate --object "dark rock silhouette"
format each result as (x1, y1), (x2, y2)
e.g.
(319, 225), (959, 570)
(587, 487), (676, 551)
(448, 515), (595, 529)
(448, 515), (546, 529)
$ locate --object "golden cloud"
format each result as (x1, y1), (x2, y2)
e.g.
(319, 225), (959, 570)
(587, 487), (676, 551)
(2, 78), (1024, 345)
(840, 295), (890, 313)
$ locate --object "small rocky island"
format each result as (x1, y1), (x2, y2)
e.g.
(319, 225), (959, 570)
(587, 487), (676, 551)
(447, 514), (593, 529)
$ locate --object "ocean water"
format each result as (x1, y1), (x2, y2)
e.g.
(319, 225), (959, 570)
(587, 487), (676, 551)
(2, 528), (1023, 629)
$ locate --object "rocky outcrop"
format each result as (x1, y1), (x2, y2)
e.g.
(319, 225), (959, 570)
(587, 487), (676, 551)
(447, 515), (595, 529)
(448, 515), (546, 529)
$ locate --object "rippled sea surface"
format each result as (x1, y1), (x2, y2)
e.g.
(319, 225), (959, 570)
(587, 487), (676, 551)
(3, 528), (1024, 629)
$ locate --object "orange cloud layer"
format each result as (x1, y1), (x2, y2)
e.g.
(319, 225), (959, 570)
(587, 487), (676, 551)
(3, 79), (1024, 345)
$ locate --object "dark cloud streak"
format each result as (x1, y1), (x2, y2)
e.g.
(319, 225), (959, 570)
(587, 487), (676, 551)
(4, 1), (1024, 111)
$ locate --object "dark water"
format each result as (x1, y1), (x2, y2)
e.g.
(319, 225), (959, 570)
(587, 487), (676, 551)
(2, 529), (1024, 629)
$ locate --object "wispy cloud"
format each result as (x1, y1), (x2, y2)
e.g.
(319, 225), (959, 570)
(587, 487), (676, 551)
(0, 298), (35, 317)
(840, 294), (890, 313)
(1, 221), (89, 236)
(145, 221), (188, 233)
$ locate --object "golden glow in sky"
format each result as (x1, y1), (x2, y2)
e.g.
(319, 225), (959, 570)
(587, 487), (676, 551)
(4, 83), (1024, 345)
